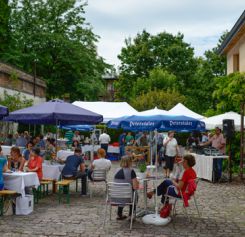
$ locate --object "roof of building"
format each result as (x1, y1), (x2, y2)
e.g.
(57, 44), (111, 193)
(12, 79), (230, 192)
(218, 10), (245, 55)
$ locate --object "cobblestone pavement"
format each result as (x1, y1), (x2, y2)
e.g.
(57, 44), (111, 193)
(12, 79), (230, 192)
(0, 162), (244, 237)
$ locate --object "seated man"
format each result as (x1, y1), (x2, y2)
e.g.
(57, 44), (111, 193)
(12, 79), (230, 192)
(61, 148), (87, 195)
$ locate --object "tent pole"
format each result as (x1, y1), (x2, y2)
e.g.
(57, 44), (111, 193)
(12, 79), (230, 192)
(55, 120), (59, 154)
(91, 130), (95, 162)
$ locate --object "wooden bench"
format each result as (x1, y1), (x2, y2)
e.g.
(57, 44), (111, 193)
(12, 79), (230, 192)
(0, 190), (18, 216)
(56, 180), (74, 204)
(40, 180), (53, 197)
(61, 177), (79, 192)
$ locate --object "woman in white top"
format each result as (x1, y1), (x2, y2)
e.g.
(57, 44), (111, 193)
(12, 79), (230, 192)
(88, 148), (111, 180)
(163, 131), (179, 178)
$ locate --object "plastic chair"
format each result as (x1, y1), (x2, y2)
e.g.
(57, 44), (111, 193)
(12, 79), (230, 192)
(88, 169), (107, 198)
(164, 178), (200, 221)
(103, 182), (137, 230)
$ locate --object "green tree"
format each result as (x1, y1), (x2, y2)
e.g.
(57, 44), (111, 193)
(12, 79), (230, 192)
(212, 72), (245, 113)
(4, 0), (109, 100)
(116, 30), (197, 100)
(185, 32), (227, 114)
(0, 90), (33, 111)
(0, 0), (10, 54)
(130, 89), (185, 111)
(131, 68), (177, 98)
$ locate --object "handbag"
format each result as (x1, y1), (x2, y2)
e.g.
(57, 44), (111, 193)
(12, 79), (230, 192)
(160, 203), (172, 218)
(175, 155), (182, 163)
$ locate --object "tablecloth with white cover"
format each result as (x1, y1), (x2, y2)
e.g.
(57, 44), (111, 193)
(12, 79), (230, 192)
(192, 153), (228, 181)
(42, 163), (64, 180)
(3, 172), (40, 196)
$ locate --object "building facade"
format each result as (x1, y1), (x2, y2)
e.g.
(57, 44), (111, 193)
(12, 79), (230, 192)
(219, 10), (245, 74)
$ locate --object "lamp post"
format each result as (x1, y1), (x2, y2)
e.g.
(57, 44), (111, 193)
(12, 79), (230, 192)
(33, 58), (37, 97)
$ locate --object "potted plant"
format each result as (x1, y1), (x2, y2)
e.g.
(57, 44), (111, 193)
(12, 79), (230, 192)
(138, 161), (147, 179)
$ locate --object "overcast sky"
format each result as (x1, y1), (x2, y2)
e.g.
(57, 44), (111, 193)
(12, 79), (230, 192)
(85, 0), (244, 68)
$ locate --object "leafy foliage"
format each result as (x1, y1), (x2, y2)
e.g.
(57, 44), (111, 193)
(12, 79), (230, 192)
(130, 89), (185, 111)
(2, 0), (109, 101)
(0, 0), (10, 54)
(213, 72), (245, 113)
(0, 90), (33, 111)
(116, 30), (197, 101)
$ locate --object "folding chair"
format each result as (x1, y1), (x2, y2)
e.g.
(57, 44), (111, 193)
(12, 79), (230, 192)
(88, 169), (107, 198)
(164, 178), (200, 221)
(103, 182), (137, 230)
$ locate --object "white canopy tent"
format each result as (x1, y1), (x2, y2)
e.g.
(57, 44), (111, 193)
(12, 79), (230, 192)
(137, 107), (170, 116)
(168, 103), (205, 120)
(201, 111), (245, 131)
(72, 101), (138, 123)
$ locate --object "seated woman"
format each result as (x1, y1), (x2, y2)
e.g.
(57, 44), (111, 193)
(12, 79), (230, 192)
(147, 154), (197, 206)
(88, 148), (111, 181)
(8, 147), (25, 171)
(0, 146), (9, 190)
(72, 140), (81, 150)
(44, 138), (56, 160)
(26, 147), (43, 180)
(22, 141), (33, 161)
(113, 155), (139, 220)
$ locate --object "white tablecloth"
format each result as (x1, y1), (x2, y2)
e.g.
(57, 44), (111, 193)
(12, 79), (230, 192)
(1, 145), (12, 156)
(192, 153), (229, 181)
(42, 164), (64, 180)
(1, 145), (25, 156)
(3, 172), (40, 196)
(57, 150), (74, 160)
(57, 145), (119, 160)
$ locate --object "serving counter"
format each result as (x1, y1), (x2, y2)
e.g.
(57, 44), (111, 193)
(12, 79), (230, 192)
(191, 153), (229, 182)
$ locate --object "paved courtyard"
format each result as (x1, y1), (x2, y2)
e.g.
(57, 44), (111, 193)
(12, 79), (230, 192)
(0, 161), (244, 237)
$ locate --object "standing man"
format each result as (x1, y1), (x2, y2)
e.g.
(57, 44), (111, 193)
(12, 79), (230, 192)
(99, 130), (111, 155)
(61, 148), (87, 195)
(201, 126), (226, 181)
(119, 132), (126, 159)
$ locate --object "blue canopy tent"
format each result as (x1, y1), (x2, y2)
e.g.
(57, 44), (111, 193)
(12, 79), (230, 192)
(107, 114), (205, 132)
(4, 99), (103, 125)
(107, 114), (205, 225)
(59, 124), (94, 132)
(0, 105), (9, 119)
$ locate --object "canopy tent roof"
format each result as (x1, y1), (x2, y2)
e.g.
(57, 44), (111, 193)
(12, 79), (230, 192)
(0, 105), (8, 119)
(59, 124), (94, 132)
(107, 114), (206, 132)
(4, 99), (103, 125)
(168, 103), (205, 120)
(201, 111), (245, 131)
(137, 107), (170, 116)
(72, 101), (138, 123)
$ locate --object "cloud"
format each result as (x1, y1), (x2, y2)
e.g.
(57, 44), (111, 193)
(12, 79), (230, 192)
(85, 0), (245, 67)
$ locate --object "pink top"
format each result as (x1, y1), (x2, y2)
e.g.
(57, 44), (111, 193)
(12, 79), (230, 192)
(210, 134), (226, 154)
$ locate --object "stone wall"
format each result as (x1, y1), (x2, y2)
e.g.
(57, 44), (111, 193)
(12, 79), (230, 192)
(0, 62), (46, 99)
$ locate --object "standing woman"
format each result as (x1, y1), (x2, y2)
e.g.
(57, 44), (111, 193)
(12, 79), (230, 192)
(8, 147), (25, 171)
(27, 147), (43, 180)
(163, 131), (179, 178)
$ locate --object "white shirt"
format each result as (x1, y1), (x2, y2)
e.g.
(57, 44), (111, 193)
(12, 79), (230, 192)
(93, 158), (111, 171)
(163, 137), (178, 157)
(73, 134), (81, 142)
(99, 133), (111, 144)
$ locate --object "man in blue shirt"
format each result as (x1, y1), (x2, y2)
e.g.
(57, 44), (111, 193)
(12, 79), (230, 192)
(61, 148), (87, 195)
